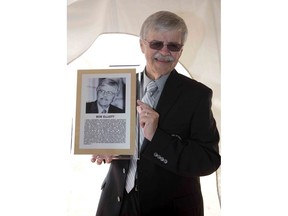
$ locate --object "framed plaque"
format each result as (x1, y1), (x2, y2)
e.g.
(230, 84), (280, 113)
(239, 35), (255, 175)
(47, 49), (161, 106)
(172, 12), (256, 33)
(74, 68), (136, 155)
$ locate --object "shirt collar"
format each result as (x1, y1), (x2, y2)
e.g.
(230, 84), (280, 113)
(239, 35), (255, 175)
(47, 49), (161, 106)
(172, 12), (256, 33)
(143, 69), (170, 93)
(97, 103), (108, 113)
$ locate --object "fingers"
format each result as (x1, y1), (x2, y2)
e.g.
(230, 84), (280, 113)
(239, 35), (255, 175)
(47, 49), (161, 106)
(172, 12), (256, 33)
(91, 156), (97, 163)
(91, 155), (113, 165)
(137, 100), (151, 111)
(96, 157), (105, 165)
(105, 156), (113, 163)
(137, 100), (155, 117)
(136, 100), (159, 141)
(137, 100), (158, 122)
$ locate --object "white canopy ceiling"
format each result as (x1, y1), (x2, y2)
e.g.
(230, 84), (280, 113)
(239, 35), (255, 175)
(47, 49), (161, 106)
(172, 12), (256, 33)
(67, 0), (221, 129)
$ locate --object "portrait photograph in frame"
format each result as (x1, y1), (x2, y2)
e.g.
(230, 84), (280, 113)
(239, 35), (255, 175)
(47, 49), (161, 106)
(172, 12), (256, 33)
(74, 68), (136, 156)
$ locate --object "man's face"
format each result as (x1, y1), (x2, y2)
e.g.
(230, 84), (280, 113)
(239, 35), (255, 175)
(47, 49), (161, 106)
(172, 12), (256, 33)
(140, 30), (183, 80)
(97, 84), (117, 108)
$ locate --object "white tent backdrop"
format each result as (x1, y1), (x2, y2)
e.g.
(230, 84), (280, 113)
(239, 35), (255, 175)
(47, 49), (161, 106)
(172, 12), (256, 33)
(67, 1), (221, 215)
(67, 0), (221, 130)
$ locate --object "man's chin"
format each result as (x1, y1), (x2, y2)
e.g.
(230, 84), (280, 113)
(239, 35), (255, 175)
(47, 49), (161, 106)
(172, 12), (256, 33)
(99, 104), (109, 107)
(154, 64), (174, 74)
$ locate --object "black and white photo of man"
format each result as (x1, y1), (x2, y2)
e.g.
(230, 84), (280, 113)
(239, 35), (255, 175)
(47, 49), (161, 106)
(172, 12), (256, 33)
(86, 78), (125, 114)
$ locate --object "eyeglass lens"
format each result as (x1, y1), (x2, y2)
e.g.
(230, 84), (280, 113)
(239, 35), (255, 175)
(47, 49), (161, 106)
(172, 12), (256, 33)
(148, 41), (183, 52)
(97, 89), (115, 96)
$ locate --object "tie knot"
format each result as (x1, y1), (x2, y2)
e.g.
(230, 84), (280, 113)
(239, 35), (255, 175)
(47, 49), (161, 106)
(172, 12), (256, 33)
(146, 81), (158, 96)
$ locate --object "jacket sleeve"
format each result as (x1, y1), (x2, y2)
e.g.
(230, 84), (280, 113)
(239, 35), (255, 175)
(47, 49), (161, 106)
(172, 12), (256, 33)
(142, 87), (220, 177)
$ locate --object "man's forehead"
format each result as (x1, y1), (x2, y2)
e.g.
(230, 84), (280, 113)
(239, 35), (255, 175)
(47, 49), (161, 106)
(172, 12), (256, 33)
(146, 30), (182, 41)
(99, 84), (117, 91)
(100, 83), (114, 88)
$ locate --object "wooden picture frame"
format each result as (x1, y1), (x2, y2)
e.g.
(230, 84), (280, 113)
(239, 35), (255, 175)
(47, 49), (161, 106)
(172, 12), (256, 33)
(74, 69), (136, 155)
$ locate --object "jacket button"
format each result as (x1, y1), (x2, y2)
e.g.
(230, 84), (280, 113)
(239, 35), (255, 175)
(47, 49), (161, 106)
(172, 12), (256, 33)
(122, 168), (126, 174)
(164, 159), (168, 164)
(154, 152), (158, 157)
(117, 196), (121, 202)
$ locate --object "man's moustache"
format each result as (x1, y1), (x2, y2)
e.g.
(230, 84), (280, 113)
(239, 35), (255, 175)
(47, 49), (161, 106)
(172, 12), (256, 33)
(154, 53), (174, 62)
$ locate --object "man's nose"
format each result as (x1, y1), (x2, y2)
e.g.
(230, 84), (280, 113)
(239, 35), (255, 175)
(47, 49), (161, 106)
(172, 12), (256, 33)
(159, 45), (171, 54)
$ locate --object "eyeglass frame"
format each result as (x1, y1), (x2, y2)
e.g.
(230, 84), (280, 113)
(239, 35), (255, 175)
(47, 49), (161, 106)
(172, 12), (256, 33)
(97, 88), (117, 97)
(142, 39), (183, 52)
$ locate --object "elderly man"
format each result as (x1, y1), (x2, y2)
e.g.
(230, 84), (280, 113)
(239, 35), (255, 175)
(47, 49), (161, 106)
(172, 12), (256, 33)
(92, 11), (221, 216)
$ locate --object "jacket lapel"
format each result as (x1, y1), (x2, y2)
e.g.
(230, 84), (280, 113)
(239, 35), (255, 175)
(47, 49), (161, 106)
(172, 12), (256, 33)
(140, 70), (183, 152)
(155, 70), (183, 122)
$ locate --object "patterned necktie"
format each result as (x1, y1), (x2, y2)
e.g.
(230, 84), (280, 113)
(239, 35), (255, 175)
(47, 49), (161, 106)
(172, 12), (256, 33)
(125, 81), (158, 193)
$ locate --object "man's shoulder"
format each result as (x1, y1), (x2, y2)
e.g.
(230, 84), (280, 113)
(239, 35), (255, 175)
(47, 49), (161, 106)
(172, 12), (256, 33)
(86, 101), (95, 105)
(171, 70), (212, 93)
(109, 104), (125, 113)
(86, 100), (97, 107)
(86, 100), (98, 113)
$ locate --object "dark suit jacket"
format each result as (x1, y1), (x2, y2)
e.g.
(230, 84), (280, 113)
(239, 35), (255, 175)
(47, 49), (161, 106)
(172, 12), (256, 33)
(96, 70), (220, 216)
(86, 100), (124, 113)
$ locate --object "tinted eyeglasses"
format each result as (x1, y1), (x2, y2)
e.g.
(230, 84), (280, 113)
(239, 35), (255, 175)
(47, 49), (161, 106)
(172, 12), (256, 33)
(143, 39), (183, 52)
